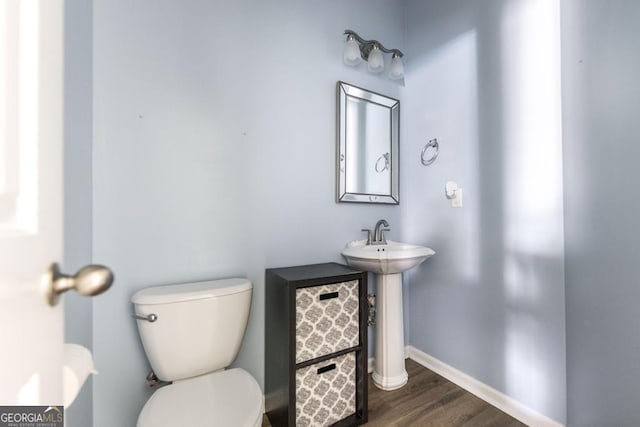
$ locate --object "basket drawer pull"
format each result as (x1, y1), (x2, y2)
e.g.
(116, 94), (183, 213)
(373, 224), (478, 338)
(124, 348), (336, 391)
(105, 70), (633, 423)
(317, 363), (337, 375)
(319, 291), (339, 301)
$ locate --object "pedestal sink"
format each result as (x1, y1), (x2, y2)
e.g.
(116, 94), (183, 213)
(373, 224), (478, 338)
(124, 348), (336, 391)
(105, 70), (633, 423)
(342, 240), (435, 391)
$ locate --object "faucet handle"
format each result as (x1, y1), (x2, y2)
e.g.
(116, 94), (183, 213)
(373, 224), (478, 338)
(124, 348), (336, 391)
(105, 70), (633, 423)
(361, 229), (373, 245)
(380, 228), (390, 244)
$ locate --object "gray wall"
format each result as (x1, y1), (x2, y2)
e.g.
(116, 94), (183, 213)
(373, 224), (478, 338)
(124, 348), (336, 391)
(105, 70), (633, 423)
(91, 1), (403, 425)
(64, 1), (640, 425)
(562, 1), (640, 426)
(401, 0), (566, 423)
(63, 0), (93, 425)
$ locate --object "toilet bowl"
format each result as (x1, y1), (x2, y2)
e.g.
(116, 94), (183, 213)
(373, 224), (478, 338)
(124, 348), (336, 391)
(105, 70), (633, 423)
(132, 278), (262, 427)
(137, 369), (262, 426)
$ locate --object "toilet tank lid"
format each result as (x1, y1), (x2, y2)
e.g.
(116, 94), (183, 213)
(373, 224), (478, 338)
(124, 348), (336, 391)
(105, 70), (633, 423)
(131, 278), (252, 305)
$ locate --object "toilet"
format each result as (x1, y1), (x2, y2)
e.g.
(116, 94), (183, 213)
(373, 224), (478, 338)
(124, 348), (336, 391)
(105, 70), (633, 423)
(131, 278), (262, 427)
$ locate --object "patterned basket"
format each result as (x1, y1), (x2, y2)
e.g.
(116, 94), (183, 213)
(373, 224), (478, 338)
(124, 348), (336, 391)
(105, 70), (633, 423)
(295, 352), (356, 427)
(295, 281), (359, 363)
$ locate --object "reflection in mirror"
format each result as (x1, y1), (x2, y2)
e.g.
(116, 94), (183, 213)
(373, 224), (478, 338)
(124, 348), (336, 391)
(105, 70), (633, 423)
(337, 82), (399, 204)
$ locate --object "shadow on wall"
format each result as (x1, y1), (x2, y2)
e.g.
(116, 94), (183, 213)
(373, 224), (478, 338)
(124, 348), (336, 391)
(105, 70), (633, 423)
(401, 0), (565, 423)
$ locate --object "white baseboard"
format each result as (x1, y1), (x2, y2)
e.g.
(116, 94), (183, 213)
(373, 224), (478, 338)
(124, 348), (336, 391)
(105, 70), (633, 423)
(405, 345), (564, 427)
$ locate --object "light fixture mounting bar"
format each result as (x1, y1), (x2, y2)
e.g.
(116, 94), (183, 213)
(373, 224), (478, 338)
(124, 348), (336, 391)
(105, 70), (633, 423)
(344, 29), (404, 60)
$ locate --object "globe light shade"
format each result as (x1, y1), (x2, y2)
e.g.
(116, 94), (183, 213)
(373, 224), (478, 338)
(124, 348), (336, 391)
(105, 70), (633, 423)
(388, 54), (404, 80)
(367, 45), (384, 74)
(343, 36), (362, 66)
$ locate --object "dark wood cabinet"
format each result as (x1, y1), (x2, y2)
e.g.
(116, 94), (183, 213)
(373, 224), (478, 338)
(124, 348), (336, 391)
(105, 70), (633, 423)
(265, 263), (368, 427)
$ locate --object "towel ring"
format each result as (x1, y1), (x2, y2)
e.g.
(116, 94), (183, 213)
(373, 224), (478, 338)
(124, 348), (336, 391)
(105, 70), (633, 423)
(421, 138), (439, 166)
(375, 152), (390, 173)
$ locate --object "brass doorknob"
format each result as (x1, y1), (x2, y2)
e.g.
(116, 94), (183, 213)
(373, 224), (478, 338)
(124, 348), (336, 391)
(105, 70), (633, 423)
(45, 263), (114, 306)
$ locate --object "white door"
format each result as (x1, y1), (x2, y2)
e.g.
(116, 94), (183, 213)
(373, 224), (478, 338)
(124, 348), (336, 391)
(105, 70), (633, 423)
(0, 0), (65, 406)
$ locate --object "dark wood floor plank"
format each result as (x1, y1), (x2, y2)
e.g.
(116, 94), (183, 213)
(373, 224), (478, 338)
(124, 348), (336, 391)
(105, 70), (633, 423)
(460, 404), (519, 427)
(367, 369), (458, 426)
(263, 359), (526, 427)
(411, 392), (491, 426)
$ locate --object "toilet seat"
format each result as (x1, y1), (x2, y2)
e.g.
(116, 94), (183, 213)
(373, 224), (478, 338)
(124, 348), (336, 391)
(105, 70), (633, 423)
(137, 368), (262, 427)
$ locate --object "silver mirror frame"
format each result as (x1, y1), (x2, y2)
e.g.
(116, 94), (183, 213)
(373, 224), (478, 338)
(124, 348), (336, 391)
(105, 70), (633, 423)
(336, 81), (400, 204)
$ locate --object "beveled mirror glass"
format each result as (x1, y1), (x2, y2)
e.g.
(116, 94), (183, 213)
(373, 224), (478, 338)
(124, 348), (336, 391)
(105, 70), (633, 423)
(336, 81), (399, 204)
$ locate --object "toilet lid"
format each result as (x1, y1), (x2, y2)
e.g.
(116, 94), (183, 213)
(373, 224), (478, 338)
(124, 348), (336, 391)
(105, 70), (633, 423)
(137, 368), (262, 427)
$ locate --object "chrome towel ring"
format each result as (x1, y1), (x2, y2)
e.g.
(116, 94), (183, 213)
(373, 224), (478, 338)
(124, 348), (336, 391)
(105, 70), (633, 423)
(375, 152), (390, 173)
(421, 138), (439, 166)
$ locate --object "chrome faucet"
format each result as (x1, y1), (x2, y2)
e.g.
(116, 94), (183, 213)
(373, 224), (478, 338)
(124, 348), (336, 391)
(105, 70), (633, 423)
(361, 219), (390, 245)
(373, 219), (389, 244)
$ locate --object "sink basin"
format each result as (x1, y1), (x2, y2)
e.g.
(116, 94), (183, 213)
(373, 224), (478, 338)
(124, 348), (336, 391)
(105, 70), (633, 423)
(341, 240), (435, 274)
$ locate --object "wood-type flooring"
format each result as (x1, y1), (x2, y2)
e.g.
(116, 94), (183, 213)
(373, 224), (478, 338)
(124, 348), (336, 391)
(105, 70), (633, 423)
(263, 359), (527, 427)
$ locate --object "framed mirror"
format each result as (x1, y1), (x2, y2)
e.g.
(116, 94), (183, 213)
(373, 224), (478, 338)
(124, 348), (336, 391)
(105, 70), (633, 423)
(336, 81), (399, 204)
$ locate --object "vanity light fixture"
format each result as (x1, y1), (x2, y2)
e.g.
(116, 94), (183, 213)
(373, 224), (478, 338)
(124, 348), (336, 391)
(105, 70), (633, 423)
(343, 30), (404, 80)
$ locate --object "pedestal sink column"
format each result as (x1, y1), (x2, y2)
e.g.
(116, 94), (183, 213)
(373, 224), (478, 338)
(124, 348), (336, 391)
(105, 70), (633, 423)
(342, 239), (435, 391)
(371, 273), (407, 390)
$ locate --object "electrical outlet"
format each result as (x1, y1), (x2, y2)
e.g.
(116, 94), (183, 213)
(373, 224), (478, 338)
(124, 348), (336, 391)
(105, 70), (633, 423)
(452, 188), (463, 208)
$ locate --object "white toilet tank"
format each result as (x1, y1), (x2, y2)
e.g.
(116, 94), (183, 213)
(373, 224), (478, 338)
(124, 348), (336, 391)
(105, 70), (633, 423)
(131, 278), (252, 382)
